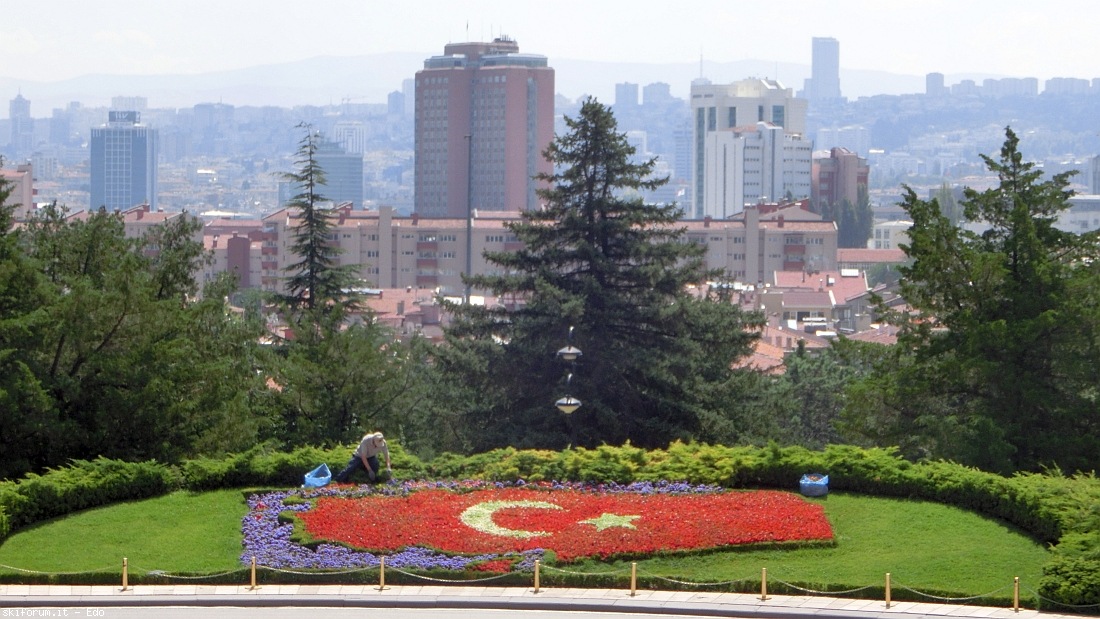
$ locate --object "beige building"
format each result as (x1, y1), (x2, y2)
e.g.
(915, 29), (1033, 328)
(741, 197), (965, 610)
(107, 201), (839, 299)
(1, 164), (34, 220)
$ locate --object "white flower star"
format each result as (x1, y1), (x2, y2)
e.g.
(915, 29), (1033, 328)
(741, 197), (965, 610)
(580, 512), (640, 531)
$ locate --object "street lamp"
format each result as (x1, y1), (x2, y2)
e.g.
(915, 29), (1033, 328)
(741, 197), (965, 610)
(555, 326), (582, 415)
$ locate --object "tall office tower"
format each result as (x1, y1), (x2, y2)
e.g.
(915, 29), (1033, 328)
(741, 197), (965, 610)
(314, 139), (365, 208)
(1090, 155), (1100, 195)
(615, 82), (639, 110)
(89, 111), (159, 211)
(807, 37), (842, 101)
(925, 72), (947, 97)
(690, 78), (808, 218)
(9, 93), (34, 157)
(414, 36), (555, 217)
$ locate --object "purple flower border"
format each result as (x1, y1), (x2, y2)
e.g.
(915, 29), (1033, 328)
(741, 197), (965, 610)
(241, 479), (723, 571)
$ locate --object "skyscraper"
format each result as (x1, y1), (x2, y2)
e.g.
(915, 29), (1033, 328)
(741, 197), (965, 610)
(9, 93), (33, 157)
(414, 36), (554, 217)
(807, 37), (842, 101)
(89, 111), (159, 211)
(314, 139), (364, 209)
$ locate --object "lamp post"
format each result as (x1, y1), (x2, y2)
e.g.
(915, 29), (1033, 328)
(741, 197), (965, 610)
(555, 327), (583, 445)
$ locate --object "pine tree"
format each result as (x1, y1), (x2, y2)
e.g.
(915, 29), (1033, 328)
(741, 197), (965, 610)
(281, 125), (359, 313)
(436, 98), (760, 451)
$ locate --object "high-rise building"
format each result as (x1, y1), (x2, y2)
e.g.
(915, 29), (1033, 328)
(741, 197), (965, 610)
(315, 139), (364, 209)
(690, 78), (808, 218)
(9, 93), (33, 157)
(614, 82), (639, 110)
(806, 37), (842, 101)
(89, 111), (159, 211)
(925, 73), (947, 97)
(414, 36), (555, 217)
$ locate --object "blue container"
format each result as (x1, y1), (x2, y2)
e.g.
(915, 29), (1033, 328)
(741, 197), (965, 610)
(799, 473), (829, 497)
(303, 463), (332, 488)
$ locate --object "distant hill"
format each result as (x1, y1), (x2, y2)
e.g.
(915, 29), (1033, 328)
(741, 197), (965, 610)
(1, 53), (973, 115)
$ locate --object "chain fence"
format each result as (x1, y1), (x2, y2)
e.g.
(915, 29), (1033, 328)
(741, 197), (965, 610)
(3, 557), (1099, 613)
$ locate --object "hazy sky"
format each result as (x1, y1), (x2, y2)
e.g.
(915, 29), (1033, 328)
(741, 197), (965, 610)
(5, 0), (1098, 83)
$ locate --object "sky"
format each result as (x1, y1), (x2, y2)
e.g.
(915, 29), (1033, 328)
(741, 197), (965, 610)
(4, 0), (1099, 87)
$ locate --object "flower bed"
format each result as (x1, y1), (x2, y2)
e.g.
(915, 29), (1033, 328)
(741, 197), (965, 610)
(241, 480), (833, 571)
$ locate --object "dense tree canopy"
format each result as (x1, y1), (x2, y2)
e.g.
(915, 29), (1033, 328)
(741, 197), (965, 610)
(430, 99), (761, 452)
(844, 128), (1100, 473)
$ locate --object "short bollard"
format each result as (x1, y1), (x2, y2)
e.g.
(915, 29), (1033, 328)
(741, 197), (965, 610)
(885, 572), (891, 608)
(533, 559), (541, 594)
(1013, 576), (1020, 613)
(120, 557), (129, 592)
(630, 562), (637, 597)
(249, 556), (259, 590)
(378, 556), (386, 591)
(760, 567), (768, 601)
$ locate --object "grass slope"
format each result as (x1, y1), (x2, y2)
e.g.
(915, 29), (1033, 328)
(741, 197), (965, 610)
(0, 489), (1047, 596)
(0, 489), (248, 574)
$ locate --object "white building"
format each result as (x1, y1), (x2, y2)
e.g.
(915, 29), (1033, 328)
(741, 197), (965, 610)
(700, 122), (812, 220)
(870, 220), (912, 250)
(690, 78), (808, 218)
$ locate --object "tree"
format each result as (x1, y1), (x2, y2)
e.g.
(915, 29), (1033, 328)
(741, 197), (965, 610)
(853, 128), (1100, 472)
(280, 125), (360, 314)
(2, 202), (273, 476)
(0, 167), (54, 478)
(434, 98), (761, 451)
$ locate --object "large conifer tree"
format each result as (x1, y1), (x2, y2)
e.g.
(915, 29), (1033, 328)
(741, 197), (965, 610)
(435, 98), (761, 451)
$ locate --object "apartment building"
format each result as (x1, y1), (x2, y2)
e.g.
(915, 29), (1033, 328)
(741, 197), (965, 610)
(414, 36), (555, 218)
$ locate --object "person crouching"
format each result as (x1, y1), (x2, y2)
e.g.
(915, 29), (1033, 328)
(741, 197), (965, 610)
(333, 432), (391, 483)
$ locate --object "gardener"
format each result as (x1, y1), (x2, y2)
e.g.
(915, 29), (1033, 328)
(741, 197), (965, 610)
(333, 431), (391, 483)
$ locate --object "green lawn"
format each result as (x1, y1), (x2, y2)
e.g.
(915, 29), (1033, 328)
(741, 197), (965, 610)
(0, 489), (1048, 597)
(0, 489), (249, 574)
(620, 493), (1047, 595)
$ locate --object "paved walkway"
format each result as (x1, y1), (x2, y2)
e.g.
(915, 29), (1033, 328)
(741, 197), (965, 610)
(0, 584), (1081, 618)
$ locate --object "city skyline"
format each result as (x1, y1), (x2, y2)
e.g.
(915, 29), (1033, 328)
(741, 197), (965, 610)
(5, 0), (1099, 103)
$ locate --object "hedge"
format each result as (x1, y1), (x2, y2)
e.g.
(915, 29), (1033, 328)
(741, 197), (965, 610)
(0, 441), (1097, 608)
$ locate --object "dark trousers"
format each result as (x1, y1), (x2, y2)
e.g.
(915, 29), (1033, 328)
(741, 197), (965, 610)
(334, 454), (379, 483)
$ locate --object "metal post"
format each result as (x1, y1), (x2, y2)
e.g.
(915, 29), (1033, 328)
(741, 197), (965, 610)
(378, 556), (386, 591)
(760, 567), (768, 600)
(534, 559), (541, 594)
(121, 557), (129, 591)
(630, 562), (637, 597)
(464, 134), (473, 303)
(885, 572), (891, 608)
(249, 556), (258, 590)
(1014, 576), (1020, 612)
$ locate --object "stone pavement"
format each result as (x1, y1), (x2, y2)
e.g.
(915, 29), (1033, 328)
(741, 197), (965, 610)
(0, 584), (1082, 618)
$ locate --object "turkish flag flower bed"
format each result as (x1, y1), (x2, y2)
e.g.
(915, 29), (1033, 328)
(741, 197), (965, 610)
(241, 480), (833, 571)
(300, 487), (831, 561)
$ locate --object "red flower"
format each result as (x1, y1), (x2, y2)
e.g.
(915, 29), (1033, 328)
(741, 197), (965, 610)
(298, 488), (832, 562)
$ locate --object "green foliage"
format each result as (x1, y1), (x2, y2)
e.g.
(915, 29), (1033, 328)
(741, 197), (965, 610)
(279, 125), (361, 313)
(434, 98), (761, 452)
(857, 128), (1100, 473)
(0, 202), (274, 477)
(179, 441), (428, 490)
(0, 458), (174, 533)
(269, 313), (418, 448)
